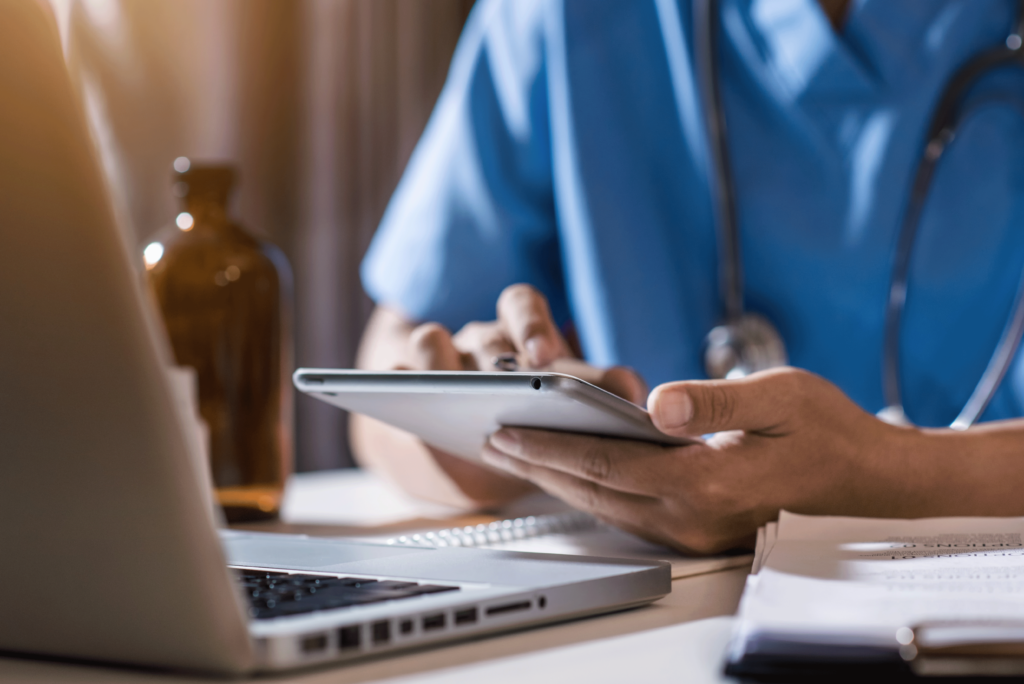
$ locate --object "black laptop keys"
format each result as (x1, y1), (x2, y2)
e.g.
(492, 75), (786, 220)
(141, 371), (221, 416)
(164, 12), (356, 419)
(235, 569), (459, 620)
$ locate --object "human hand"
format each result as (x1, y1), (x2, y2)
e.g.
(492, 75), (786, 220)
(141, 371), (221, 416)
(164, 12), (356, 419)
(406, 283), (647, 404)
(362, 285), (644, 506)
(482, 367), (919, 554)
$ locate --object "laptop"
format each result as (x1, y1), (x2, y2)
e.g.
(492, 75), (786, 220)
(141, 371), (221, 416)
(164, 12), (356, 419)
(0, 1), (669, 675)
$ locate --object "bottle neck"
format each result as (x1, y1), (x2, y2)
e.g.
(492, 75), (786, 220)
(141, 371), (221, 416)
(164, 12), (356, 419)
(183, 194), (230, 230)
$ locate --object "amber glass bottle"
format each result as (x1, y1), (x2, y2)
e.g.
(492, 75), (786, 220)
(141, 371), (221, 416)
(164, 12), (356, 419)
(147, 163), (293, 522)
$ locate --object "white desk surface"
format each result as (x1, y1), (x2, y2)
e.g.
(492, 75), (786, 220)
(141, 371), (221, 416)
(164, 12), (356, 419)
(0, 470), (747, 683)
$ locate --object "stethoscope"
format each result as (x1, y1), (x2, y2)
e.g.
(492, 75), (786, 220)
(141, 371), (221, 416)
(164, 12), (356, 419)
(693, 0), (1024, 429)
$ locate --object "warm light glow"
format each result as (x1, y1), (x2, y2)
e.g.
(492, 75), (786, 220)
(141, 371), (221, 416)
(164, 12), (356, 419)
(176, 212), (194, 231)
(143, 242), (164, 269)
(173, 156), (191, 173)
(80, 0), (121, 31)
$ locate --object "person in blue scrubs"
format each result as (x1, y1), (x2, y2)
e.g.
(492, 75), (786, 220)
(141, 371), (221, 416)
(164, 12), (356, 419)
(354, 0), (1024, 552)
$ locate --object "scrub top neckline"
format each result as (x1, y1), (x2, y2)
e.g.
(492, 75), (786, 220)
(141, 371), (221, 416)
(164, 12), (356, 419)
(736, 0), (878, 104)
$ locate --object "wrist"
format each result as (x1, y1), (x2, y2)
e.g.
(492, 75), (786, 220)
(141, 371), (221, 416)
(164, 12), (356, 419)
(830, 418), (929, 519)
(918, 421), (1024, 516)
(863, 419), (1024, 518)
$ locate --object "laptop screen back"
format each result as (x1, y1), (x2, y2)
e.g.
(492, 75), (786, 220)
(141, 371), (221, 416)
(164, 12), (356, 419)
(0, 1), (252, 674)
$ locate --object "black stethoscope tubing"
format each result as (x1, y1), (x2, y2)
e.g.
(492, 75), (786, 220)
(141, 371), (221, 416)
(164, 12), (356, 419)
(883, 8), (1024, 428)
(694, 0), (743, 323)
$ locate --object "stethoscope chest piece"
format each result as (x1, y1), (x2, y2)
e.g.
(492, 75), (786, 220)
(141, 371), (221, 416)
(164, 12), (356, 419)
(703, 312), (788, 379)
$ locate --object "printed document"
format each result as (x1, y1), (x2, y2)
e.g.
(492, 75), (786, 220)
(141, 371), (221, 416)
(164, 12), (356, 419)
(735, 512), (1024, 653)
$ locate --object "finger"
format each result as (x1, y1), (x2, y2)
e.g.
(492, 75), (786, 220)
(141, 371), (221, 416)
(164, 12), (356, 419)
(486, 428), (684, 497)
(496, 284), (568, 367)
(407, 322), (463, 370)
(599, 366), (648, 405)
(481, 442), (663, 526)
(543, 359), (647, 404)
(482, 445), (690, 552)
(452, 321), (517, 371)
(428, 446), (539, 503)
(649, 367), (797, 437)
(544, 358), (607, 383)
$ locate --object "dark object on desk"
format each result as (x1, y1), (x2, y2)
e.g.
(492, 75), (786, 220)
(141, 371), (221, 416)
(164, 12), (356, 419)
(147, 162), (294, 522)
(724, 636), (915, 682)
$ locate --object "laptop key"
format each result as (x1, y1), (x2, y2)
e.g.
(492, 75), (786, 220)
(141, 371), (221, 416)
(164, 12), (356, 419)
(232, 569), (462, 620)
(412, 584), (459, 595)
(373, 581), (419, 590)
(354, 589), (423, 601)
(332, 578), (379, 588)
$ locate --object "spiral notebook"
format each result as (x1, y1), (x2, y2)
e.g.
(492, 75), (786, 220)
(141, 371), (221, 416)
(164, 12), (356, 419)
(370, 510), (753, 580)
(282, 469), (752, 579)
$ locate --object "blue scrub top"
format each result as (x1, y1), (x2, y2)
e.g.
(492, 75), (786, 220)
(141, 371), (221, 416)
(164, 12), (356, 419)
(362, 0), (1024, 428)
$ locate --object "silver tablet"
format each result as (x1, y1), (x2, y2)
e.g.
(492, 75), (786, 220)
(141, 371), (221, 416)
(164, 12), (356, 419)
(293, 369), (696, 461)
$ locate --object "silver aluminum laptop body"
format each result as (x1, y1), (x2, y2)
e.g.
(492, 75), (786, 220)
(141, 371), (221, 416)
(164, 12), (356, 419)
(0, 2), (669, 675)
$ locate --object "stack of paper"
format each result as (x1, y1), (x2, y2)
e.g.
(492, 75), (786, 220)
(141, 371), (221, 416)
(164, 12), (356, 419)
(729, 512), (1024, 677)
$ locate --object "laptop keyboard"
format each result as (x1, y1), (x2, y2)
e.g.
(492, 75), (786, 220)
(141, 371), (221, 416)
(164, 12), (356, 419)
(235, 569), (460, 620)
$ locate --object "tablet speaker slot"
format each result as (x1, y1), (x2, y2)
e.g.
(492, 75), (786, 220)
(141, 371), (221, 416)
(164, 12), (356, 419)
(485, 600), (531, 617)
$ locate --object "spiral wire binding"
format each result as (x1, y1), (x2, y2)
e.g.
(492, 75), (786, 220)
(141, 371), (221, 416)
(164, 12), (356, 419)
(385, 510), (599, 549)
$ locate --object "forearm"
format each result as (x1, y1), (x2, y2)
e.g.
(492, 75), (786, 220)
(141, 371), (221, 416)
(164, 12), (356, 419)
(916, 419), (1024, 516)
(354, 305), (415, 371)
(858, 419), (1024, 519)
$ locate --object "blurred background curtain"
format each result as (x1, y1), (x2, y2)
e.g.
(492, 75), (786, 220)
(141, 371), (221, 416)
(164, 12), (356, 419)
(49, 0), (475, 471)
